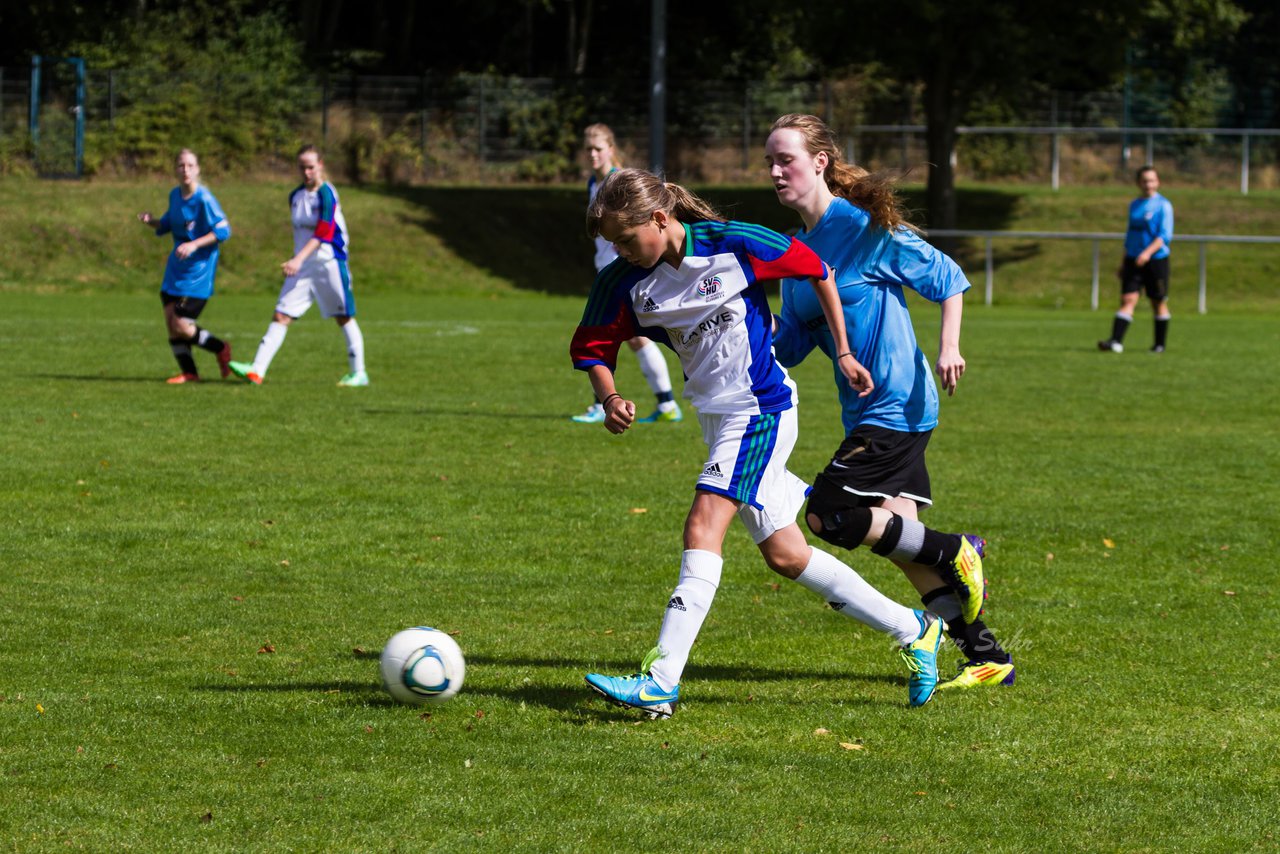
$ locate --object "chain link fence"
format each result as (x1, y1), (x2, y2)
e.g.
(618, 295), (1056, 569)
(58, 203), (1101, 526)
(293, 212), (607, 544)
(2, 67), (1277, 188)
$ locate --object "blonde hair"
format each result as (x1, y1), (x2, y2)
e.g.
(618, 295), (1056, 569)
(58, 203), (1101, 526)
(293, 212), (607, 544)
(583, 123), (623, 168)
(586, 168), (724, 238)
(175, 148), (198, 164)
(770, 114), (914, 233)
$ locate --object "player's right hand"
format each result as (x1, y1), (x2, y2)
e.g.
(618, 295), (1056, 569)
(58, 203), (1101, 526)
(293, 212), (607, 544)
(603, 397), (636, 434)
(137, 212), (153, 225)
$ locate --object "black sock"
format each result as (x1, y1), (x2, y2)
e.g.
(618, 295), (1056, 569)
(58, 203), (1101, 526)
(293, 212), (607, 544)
(656, 390), (674, 404)
(870, 515), (962, 567)
(1154, 317), (1169, 348)
(1111, 313), (1132, 343)
(169, 338), (198, 375)
(946, 619), (1011, 664)
(193, 326), (225, 354)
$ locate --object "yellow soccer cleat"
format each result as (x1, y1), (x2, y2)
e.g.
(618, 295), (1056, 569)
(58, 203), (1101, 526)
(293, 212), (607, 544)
(943, 534), (987, 625)
(936, 658), (1016, 691)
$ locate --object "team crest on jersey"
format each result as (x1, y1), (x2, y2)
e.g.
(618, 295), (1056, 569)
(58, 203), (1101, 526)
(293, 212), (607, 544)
(185, 221), (196, 234)
(697, 276), (722, 299)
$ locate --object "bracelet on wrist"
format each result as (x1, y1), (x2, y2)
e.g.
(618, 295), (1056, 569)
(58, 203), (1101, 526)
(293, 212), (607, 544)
(837, 352), (855, 360)
(601, 392), (622, 407)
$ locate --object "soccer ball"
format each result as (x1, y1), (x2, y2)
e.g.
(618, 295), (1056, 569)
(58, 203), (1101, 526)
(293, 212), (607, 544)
(379, 627), (466, 705)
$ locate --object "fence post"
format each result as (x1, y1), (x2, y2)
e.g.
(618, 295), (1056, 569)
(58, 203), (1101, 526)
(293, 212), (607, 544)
(741, 82), (750, 172)
(321, 73), (329, 146)
(1051, 132), (1060, 191)
(1197, 242), (1207, 314)
(1241, 132), (1250, 195)
(108, 69), (114, 129)
(478, 76), (486, 163)
(1146, 132), (1154, 166)
(984, 236), (994, 306)
(1090, 240), (1100, 310)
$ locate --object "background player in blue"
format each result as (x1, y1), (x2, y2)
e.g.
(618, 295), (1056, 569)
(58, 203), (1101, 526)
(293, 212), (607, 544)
(572, 169), (988, 717)
(765, 114), (1012, 691)
(572, 124), (681, 423)
(229, 145), (367, 387)
(1098, 165), (1174, 353)
(136, 148), (233, 384)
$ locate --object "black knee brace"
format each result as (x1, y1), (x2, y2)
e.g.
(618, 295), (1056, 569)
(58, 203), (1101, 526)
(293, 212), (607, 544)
(805, 481), (874, 550)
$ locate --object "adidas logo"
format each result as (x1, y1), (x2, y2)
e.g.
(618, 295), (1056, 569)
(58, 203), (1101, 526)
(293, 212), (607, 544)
(828, 601), (846, 611)
(702, 462), (723, 479)
(666, 595), (687, 611)
(642, 297), (659, 312)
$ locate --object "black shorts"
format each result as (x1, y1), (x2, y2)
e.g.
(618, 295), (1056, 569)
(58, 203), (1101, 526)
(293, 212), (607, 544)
(1120, 256), (1169, 301)
(161, 292), (208, 320)
(811, 424), (933, 510)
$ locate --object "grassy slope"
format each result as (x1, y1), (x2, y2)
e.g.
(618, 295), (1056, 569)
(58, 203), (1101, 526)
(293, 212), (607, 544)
(1, 178), (1278, 309)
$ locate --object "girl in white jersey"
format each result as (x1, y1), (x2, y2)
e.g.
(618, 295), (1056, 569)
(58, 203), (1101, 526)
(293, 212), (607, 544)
(765, 114), (1011, 690)
(572, 169), (991, 716)
(229, 145), (368, 387)
(572, 124), (681, 424)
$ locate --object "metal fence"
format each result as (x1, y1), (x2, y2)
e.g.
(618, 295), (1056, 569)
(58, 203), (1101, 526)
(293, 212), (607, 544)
(3, 67), (1279, 188)
(930, 229), (1280, 313)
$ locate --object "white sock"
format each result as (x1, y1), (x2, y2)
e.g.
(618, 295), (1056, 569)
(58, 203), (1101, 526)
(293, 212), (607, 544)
(794, 548), (921, 646)
(342, 320), (365, 373)
(633, 340), (673, 400)
(648, 549), (722, 691)
(252, 321), (289, 376)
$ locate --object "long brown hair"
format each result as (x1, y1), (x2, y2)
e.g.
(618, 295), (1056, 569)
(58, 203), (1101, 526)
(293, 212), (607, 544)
(586, 168), (724, 238)
(770, 113), (915, 233)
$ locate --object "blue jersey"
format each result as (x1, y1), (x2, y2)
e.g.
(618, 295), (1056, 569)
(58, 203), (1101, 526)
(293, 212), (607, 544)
(571, 220), (827, 416)
(154, 185), (231, 298)
(773, 197), (969, 435)
(1124, 193), (1173, 259)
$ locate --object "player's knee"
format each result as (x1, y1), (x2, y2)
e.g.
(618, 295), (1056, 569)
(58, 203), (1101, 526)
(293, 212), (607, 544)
(805, 489), (873, 550)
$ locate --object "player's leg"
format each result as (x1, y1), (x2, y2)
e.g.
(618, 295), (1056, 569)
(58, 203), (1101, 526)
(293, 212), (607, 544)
(321, 260), (368, 386)
(628, 336), (682, 423)
(162, 295), (201, 382)
(1100, 264), (1140, 352)
(172, 295), (232, 377)
(1148, 259), (1170, 353)
(229, 277), (312, 383)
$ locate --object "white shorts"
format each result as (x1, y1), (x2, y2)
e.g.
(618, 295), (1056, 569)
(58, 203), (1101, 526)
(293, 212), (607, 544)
(696, 408), (810, 544)
(275, 257), (355, 319)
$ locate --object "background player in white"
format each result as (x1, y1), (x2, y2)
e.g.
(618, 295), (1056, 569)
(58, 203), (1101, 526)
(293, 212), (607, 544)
(766, 114), (1010, 690)
(572, 169), (987, 716)
(572, 124), (681, 424)
(136, 148), (234, 384)
(229, 145), (368, 386)
(1098, 165), (1174, 353)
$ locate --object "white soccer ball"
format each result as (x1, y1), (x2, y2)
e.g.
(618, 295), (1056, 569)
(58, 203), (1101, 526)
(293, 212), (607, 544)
(379, 627), (466, 705)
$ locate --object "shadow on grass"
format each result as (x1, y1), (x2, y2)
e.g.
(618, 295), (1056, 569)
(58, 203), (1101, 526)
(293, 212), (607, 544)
(34, 373), (187, 384)
(361, 407), (571, 421)
(365, 185), (1024, 298)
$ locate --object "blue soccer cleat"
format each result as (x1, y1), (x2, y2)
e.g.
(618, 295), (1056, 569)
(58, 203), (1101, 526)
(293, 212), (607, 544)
(586, 650), (678, 719)
(636, 403), (683, 423)
(899, 610), (945, 707)
(571, 403), (605, 423)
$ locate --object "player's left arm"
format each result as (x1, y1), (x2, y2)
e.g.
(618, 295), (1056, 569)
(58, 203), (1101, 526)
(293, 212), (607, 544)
(936, 293), (965, 396)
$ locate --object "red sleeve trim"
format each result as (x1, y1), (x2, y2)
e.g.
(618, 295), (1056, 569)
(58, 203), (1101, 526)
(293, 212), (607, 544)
(749, 238), (825, 282)
(314, 220), (336, 242)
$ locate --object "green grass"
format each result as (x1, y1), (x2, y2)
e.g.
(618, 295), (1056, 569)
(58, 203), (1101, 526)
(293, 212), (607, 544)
(2, 289), (1278, 851)
(2, 178), (1278, 310)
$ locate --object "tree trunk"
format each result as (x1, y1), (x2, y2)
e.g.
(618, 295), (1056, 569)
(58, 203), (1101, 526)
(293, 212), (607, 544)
(922, 76), (960, 233)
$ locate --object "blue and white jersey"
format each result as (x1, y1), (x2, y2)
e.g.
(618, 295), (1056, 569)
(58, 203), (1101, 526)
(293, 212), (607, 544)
(572, 220), (827, 416)
(290, 181), (348, 261)
(773, 197), (970, 435)
(155, 185), (231, 298)
(1124, 192), (1173, 259)
(588, 172), (618, 272)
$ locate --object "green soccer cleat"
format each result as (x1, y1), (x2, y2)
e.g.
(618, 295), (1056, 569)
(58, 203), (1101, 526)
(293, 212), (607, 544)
(937, 658), (1016, 691)
(636, 403), (683, 423)
(899, 610), (945, 707)
(941, 534), (987, 625)
(338, 370), (369, 387)
(227, 360), (261, 383)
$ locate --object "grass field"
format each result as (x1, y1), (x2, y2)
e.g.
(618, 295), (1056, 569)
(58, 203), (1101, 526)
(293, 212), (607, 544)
(2, 287), (1277, 851)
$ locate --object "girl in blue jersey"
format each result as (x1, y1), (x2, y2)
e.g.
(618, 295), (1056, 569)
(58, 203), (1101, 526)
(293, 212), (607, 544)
(572, 169), (989, 717)
(136, 149), (233, 384)
(572, 124), (681, 424)
(1098, 165), (1174, 353)
(229, 145), (368, 387)
(765, 114), (1013, 691)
